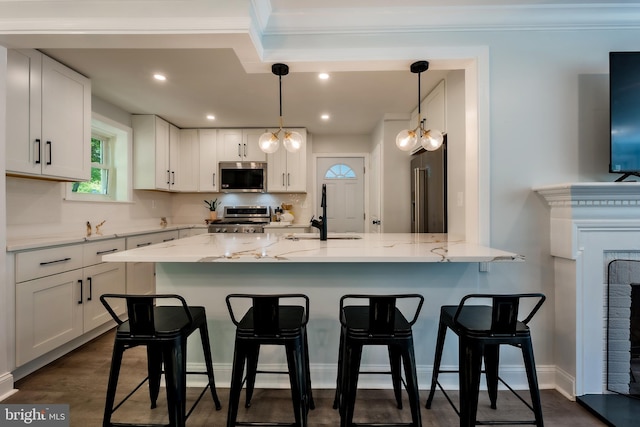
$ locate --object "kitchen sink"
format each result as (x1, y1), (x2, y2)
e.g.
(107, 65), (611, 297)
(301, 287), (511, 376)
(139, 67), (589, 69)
(285, 233), (362, 240)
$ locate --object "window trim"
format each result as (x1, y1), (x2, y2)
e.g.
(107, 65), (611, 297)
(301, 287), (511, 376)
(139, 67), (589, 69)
(64, 112), (133, 203)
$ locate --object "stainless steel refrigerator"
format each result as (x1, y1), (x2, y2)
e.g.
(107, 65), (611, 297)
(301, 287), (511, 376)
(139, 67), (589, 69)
(410, 146), (447, 233)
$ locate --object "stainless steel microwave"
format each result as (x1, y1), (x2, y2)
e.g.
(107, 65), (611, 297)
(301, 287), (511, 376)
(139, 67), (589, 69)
(219, 161), (267, 193)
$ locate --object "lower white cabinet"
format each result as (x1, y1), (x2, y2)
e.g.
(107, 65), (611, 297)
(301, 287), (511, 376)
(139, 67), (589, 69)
(125, 230), (179, 295)
(15, 238), (125, 366)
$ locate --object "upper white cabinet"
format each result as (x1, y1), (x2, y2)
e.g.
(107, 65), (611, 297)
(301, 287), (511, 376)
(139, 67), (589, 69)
(198, 129), (218, 192)
(6, 49), (91, 181)
(174, 129), (199, 192)
(217, 129), (267, 162)
(422, 79), (446, 134)
(133, 115), (197, 191)
(267, 128), (307, 193)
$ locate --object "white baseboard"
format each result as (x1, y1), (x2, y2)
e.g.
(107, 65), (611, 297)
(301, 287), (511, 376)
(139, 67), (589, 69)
(553, 366), (576, 401)
(0, 372), (17, 402)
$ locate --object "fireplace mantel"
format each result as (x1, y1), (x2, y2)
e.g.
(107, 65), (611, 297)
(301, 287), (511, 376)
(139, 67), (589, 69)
(534, 182), (640, 399)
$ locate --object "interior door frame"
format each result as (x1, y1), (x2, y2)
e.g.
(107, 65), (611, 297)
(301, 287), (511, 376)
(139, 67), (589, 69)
(313, 153), (370, 233)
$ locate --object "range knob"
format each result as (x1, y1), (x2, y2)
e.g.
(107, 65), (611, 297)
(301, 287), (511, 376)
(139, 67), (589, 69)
(232, 227), (239, 233)
(246, 228), (255, 233)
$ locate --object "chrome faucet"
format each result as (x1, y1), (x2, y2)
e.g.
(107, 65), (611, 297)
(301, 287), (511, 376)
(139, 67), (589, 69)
(310, 184), (328, 241)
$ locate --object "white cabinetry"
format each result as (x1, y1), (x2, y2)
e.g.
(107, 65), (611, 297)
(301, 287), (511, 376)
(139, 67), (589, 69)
(125, 230), (179, 295)
(14, 238), (125, 366)
(421, 79), (446, 134)
(217, 129), (266, 162)
(198, 129), (218, 192)
(6, 49), (91, 181)
(267, 128), (307, 193)
(133, 115), (196, 191)
(178, 227), (208, 239)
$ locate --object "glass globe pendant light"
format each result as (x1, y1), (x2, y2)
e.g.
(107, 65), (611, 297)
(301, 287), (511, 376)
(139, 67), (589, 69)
(396, 60), (445, 152)
(259, 63), (302, 154)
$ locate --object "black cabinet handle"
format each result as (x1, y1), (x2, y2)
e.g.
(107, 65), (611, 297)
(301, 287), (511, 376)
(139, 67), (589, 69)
(213, 172), (216, 187)
(237, 143), (241, 158)
(243, 143), (247, 157)
(35, 139), (41, 164)
(171, 171), (175, 185)
(46, 141), (52, 165)
(78, 280), (83, 304)
(87, 277), (92, 301)
(96, 248), (118, 255)
(162, 238), (175, 242)
(39, 257), (71, 266)
(136, 242), (152, 247)
(166, 170), (170, 185)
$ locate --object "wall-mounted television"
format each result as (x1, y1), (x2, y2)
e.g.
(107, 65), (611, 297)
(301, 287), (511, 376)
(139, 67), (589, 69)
(610, 51), (640, 181)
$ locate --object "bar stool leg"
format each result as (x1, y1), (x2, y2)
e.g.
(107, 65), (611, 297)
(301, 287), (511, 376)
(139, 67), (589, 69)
(483, 344), (500, 410)
(244, 343), (260, 408)
(285, 339), (307, 427)
(521, 339), (544, 427)
(388, 345), (403, 409)
(146, 344), (163, 409)
(302, 326), (315, 410)
(401, 340), (422, 427)
(162, 340), (187, 427)
(103, 341), (125, 427)
(227, 341), (248, 427)
(340, 342), (363, 427)
(426, 317), (447, 409)
(459, 337), (483, 427)
(333, 325), (346, 410)
(198, 321), (222, 410)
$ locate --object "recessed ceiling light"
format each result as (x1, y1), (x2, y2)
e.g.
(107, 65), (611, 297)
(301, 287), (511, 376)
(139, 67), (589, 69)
(206, 114), (215, 120)
(153, 73), (166, 81)
(321, 114), (330, 120)
(318, 73), (330, 80)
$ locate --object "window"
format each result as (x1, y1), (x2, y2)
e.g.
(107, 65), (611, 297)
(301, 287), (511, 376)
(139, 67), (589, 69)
(72, 135), (111, 195)
(324, 163), (356, 179)
(65, 113), (132, 203)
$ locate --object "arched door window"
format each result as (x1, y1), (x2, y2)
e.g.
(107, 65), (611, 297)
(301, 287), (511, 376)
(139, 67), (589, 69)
(324, 163), (356, 179)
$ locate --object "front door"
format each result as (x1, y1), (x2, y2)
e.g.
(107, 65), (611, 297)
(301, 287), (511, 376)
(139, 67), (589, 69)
(316, 157), (365, 233)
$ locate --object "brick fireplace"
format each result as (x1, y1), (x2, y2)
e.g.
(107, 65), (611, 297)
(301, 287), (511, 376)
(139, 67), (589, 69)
(535, 182), (640, 399)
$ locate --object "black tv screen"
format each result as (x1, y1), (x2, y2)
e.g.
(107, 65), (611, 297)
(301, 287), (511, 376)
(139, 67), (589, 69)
(610, 51), (640, 177)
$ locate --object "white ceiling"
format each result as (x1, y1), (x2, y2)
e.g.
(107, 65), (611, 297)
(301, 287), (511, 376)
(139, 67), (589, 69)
(2, 0), (634, 136)
(40, 47), (448, 136)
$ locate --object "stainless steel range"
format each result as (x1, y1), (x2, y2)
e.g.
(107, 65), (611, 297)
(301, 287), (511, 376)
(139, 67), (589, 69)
(208, 205), (271, 234)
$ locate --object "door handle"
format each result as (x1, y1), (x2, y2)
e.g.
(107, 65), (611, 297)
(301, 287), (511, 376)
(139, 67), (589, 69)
(78, 280), (83, 304)
(166, 170), (170, 185)
(243, 143), (247, 157)
(287, 173), (290, 186)
(238, 143), (241, 158)
(171, 171), (175, 185)
(282, 173), (285, 186)
(35, 139), (41, 164)
(96, 248), (118, 255)
(87, 277), (92, 301)
(213, 172), (216, 188)
(46, 141), (52, 165)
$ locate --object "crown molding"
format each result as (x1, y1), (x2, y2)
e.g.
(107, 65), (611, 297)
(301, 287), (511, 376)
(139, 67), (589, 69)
(534, 182), (640, 208)
(260, 4), (640, 35)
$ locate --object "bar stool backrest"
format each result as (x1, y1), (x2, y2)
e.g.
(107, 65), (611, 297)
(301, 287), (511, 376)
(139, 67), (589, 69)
(100, 293), (194, 338)
(226, 293), (310, 337)
(453, 293), (546, 336)
(340, 294), (424, 336)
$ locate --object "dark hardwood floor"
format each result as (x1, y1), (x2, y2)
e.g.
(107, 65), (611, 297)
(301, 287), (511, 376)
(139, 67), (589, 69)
(3, 330), (606, 426)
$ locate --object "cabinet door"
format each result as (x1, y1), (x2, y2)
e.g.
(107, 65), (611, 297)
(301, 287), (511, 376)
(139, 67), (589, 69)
(423, 79), (446, 133)
(83, 262), (126, 331)
(243, 129), (267, 161)
(156, 118), (171, 190)
(15, 270), (84, 366)
(267, 148), (288, 192)
(6, 49), (42, 176)
(41, 55), (91, 181)
(217, 129), (244, 161)
(173, 128), (199, 192)
(284, 135), (307, 192)
(125, 231), (179, 295)
(199, 129), (218, 192)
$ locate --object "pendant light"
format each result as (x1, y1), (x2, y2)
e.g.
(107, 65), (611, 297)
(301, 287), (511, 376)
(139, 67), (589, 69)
(395, 60), (445, 152)
(259, 63), (303, 154)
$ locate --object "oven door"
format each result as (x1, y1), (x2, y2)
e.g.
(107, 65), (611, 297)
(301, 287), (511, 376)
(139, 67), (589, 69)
(219, 162), (267, 193)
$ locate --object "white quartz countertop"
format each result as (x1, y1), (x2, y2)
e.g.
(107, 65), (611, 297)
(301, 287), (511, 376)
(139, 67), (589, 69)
(6, 224), (207, 252)
(102, 233), (524, 263)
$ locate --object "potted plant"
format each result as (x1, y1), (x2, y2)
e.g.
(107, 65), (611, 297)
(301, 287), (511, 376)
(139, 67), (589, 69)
(204, 199), (219, 220)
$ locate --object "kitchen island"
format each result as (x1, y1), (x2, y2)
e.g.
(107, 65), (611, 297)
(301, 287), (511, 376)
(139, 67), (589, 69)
(103, 233), (523, 389)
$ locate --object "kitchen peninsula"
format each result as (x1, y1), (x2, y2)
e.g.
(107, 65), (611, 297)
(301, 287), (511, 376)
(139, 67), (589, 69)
(103, 233), (523, 388)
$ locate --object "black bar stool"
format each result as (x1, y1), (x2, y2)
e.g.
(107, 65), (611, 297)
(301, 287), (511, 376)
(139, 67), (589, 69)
(334, 294), (424, 427)
(425, 293), (546, 427)
(100, 294), (222, 427)
(225, 294), (314, 427)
